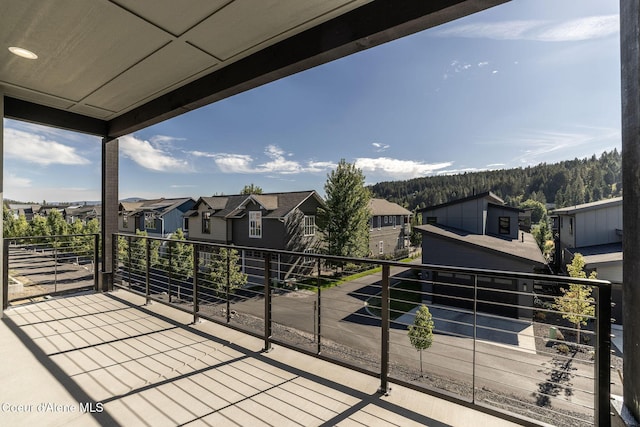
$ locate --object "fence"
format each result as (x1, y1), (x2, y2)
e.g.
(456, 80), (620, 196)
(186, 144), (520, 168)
(3, 234), (99, 306)
(112, 233), (613, 427)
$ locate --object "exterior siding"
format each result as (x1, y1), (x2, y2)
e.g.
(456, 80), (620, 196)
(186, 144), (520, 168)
(421, 233), (535, 318)
(486, 205), (519, 239)
(422, 198), (485, 234)
(574, 205), (623, 247)
(369, 215), (405, 256)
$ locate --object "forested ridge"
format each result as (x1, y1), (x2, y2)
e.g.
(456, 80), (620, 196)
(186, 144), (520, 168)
(369, 150), (621, 211)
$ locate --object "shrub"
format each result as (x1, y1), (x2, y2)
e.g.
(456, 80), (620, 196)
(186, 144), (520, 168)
(556, 344), (570, 354)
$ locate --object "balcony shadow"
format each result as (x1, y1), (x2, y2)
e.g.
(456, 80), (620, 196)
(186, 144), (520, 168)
(2, 291), (455, 427)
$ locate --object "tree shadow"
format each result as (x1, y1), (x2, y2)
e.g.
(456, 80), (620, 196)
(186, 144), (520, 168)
(535, 348), (577, 407)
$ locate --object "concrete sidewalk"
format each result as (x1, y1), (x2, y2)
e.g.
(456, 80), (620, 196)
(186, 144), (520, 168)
(0, 290), (522, 427)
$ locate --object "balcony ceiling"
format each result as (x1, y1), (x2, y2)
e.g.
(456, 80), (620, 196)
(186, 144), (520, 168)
(1, 0), (508, 138)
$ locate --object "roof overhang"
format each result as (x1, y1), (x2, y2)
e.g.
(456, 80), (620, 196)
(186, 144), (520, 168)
(2, 0), (509, 137)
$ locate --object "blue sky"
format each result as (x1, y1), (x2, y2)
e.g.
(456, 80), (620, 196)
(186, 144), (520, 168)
(4, 0), (621, 203)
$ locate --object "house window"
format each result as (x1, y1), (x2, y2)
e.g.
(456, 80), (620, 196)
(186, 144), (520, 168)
(377, 216), (381, 230)
(122, 213), (128, 228)
(569, 218), (574, 235)
(379, 241), (384, 255)
(499, 217), (510, 235)
(183, 218), (189, 231)
(144, 213), (155, 230)
(384, 216), (388, 224)
(392, 216), (397, 229)
(202, 212), (211, 234)
(249, 211), (262, 238)
(304, 215), (316, 236)
(370, 218), (374, 231)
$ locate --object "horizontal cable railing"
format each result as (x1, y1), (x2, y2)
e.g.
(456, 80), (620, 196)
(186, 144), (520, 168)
(3, 234), (99, 305)
(112, 233), (612, 427)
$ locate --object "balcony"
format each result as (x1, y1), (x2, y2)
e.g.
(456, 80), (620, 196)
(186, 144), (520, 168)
(2, 234), (618, 426)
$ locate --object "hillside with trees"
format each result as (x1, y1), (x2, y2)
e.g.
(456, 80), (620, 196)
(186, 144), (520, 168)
(369, 150), (621, 211)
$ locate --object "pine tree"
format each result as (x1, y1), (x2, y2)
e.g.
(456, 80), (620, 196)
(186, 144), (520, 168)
(408, 304), (434, 377)
(201, 248), (247, 297)
(317, 159), (371, 258)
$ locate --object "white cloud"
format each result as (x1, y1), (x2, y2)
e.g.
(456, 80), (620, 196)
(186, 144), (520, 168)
(478, 61), (489, 67)
(354, 157), (453, 180)
(193, 145), (336, 175)
(212, 153), (255, 173)
(5, 173), (32, 188)
(4, 128), (91, 166)
(372, 142), (390, 152)
(435, 15), (618, 42)
(120, 135), (189, 172)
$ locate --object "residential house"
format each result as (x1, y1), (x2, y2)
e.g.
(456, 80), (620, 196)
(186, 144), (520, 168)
(416, 191), (547, 318)
(186, 191), (325, 285)
(550, 196), (623, 324)
(368, 199), (412, 258)
(8, 204), (41, 221)
(119, 198), (196, 238)
(66, 204), (101, 225)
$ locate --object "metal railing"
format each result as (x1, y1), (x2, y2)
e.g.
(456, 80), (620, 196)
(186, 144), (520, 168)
(3, 234), (99, 307)
(112, 233), (613, 427)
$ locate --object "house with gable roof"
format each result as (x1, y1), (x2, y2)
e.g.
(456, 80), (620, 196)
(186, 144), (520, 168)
(368, 198), (412, 258)
(118, 197), (196, 238)
(186, 190), (326, 285)
(415, 191), (547, 319)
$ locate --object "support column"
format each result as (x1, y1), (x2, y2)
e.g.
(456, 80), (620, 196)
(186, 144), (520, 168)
(0, 94), (5, 315)
(620, 0), (640, 423)
(100, 137), (118, 291)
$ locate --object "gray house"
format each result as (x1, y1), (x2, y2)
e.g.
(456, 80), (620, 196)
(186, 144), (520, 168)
(368, 198), (412, 258)
(186, 190), (326, 285)
(551, 197), (623, 324)
(416, 191), (547, 318)
(119, 198), (196, 238)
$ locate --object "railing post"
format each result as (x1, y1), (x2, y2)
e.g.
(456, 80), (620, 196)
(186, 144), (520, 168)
(316, 258), (322, 354)
(54, 237), (58, 293)
(473, 274), (478, 403)
(226, 249), (231, 323)
(264, 254), (272, 352)
(379, 264), (390, 395)
(3, 239), (9, 310)
(192, 244), (200, 324)
(127, 235), (132, 289)
(94, 234), (100, 291)
(595, 284), (612, 427)
(145, 238), (150, 304)
(167, 243), (173, 303)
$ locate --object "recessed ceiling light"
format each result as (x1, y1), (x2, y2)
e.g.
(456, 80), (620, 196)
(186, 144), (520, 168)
(8, 46), (38, 59)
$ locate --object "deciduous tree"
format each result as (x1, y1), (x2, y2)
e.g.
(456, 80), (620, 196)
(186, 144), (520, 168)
(553, 253), (596, 345)
(408, 304), (434, 377)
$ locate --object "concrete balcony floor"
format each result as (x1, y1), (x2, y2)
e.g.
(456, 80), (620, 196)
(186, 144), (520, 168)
(1, 290), (522, 427)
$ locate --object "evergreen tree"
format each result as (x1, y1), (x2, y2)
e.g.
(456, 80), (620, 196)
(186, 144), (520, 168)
(166, 228), (194, 280)
(240, 184), (263, 194)
(200, 248), (247, 297)
(408, 304), (434, 377)
(318, 159), (371, 258)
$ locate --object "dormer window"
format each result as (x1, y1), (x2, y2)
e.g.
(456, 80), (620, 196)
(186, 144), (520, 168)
(202, 211), (211, 234)
(249, 211), (262, 238)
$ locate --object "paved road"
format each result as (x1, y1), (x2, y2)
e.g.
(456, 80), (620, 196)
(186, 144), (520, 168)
(7, 246), (95, 302)
(222, 264), (599, 423)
